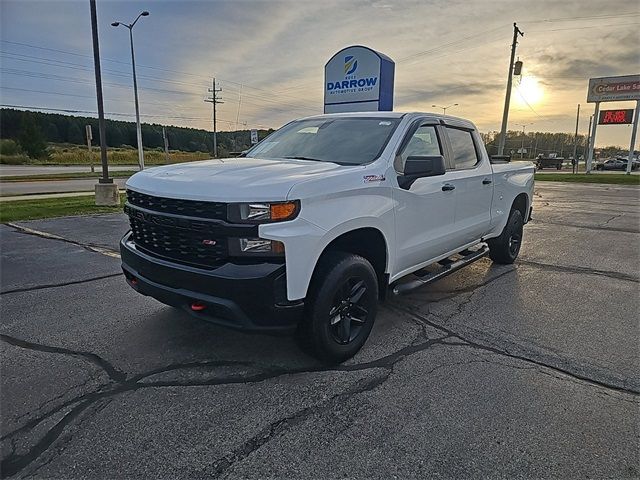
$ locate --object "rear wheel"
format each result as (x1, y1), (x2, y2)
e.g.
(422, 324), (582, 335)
(298, 251), (378, 364)
(488, 209), (524, 264)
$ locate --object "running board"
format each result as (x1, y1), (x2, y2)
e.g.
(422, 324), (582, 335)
(392, 245), (489, 295)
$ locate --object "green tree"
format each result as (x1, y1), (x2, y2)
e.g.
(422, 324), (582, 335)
(18, 114), (47, 158)
(67, 122), (84, 145)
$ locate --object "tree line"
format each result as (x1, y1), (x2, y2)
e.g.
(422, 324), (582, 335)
(1, 108), (626, 160)
(0, 108), (272, 158)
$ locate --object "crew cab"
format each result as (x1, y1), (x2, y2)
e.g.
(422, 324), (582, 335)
(120, 112), (534, 363)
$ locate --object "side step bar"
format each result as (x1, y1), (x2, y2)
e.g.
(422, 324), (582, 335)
(392, 245), (489, 295)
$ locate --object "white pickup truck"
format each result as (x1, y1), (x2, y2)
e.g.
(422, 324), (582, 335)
(120, 112), (534, 363)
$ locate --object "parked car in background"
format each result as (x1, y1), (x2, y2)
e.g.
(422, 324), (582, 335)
(595, 157), (639, 171)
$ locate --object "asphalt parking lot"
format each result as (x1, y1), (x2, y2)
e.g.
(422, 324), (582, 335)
(1, 182), (638, 479)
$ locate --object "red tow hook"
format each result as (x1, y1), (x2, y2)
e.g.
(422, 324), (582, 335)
(190, 302), (206, 312)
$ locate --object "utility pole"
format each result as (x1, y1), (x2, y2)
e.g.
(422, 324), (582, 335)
(205, 78), (223, 157)
(162, 126), (169, 164)
(89, 0), (118, 206)
(572, 104), (580, 174)
(498, 22), (524, 156)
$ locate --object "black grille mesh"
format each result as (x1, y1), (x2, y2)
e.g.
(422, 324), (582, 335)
(127, 190), (227, 220)
(126, 190), (228, 268)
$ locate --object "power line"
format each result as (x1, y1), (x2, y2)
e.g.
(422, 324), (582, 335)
(0, 103), (234, 122)
(523, 12), (640, 24)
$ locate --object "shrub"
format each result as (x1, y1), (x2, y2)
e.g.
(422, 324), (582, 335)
(0, 139), (21, 155)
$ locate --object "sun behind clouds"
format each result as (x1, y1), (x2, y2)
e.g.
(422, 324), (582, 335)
(515, 76), (544, 107)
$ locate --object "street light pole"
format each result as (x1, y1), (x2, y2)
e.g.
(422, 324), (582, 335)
(432, 103), (458, 115)
(518, 123), (533, 159)
(112, 11), (149, 171)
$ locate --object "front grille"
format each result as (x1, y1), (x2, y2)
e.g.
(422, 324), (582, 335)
(126, 189), (229, 269)
(127, 190), (227, 220)
(129, 216), (227, 269)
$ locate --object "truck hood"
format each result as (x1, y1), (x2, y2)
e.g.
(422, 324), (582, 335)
(125, 157), (354, 202)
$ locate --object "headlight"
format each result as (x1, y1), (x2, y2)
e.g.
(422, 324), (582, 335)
(228, 201), (299, 224)
(229, 238), (285, 257)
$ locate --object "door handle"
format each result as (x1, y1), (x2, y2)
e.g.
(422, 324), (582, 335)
(482, 178), (492, 185)
(441, 184), (455, 191)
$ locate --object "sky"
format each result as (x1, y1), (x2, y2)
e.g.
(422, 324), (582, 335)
(1, 0), (639, 147)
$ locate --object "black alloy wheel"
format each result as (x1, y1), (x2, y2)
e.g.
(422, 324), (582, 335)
(328, 277), (369, 345)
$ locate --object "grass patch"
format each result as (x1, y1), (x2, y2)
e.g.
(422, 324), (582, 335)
(1, 171), (137, 182)
(1, 144), (211, 166)
(535, 173), (640, 185)
(0, 194), (126, 222)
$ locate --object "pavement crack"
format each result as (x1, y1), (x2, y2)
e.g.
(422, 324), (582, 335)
(393, 306), (640, 396)
(0, 334), (127, 383)
(0, 273), (122, 295)
(518, 259), (639, 283)
(599, 213), (624, 227)
(6, 223), (121, 259)
(529, 219), (638, 234)
(205, 371), (392, 478)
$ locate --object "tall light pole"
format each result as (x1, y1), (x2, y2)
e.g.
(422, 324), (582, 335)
(112, 11), (149, 170)
(518, 123), (533, 159)
(432, 103), (458, 115)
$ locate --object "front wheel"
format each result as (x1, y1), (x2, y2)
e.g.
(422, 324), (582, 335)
(487, 209), (524, 264)
(298, 251), (378, 364)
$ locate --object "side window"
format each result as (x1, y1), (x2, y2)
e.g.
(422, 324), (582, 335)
(447, 127), (479, 169)
(396, 125), (441, 171)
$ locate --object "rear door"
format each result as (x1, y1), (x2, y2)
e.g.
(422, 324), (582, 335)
(442, 125), (493, 245)
(392, 121), (458, 276)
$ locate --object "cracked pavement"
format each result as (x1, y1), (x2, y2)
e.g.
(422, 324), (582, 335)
(1, 182), (639, 479)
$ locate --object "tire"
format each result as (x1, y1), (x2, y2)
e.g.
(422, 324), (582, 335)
(297, 251), (378, 364)
(488, 209), (524, 264)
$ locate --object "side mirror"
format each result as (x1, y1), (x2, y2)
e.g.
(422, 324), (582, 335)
(490, 154), (511, 163)
(398, 155), (446, 189)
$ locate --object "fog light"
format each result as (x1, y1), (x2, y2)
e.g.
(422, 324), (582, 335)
(236, 238), (285, 255)
(240, 238), (273, 252)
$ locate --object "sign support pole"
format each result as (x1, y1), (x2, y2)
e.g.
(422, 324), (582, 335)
(586, 101), (600, 174)
(625, 100), (639, 175)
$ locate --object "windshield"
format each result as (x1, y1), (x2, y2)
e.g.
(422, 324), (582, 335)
(246, 117), (401, 165)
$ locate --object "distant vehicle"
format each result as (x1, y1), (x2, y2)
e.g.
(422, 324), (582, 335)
(595, 158), (639, 171)
(536, 154), (564, 170)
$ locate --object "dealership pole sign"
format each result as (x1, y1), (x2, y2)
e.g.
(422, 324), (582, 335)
(585, 74), (640, 174)
(324, 45), (395, 113)
(587, 75), (640, 103)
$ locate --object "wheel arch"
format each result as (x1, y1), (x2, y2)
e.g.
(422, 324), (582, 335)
(312, 227), (389, 300)
(511, 192), (529, 222)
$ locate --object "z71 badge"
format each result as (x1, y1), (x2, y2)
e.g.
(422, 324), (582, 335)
(363, 175), (385, 183)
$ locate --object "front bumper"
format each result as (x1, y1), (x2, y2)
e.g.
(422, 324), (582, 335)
(120, 232), (303, 333)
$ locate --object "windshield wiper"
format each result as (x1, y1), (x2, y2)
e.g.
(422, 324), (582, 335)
(283, 156), (348, 166)
(283, 156), (323, 162)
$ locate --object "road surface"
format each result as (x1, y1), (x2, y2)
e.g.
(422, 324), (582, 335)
(0, 165), (138, 177)
(0, 178), (128, 196)
(1, 182), (638, 479)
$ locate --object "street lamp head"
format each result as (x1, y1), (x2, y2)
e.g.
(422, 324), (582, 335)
(453, 103), (459, 106)
(431, 104), (437, 108)
(111, 22), (120, 27)
(141, 11), (149, 16)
